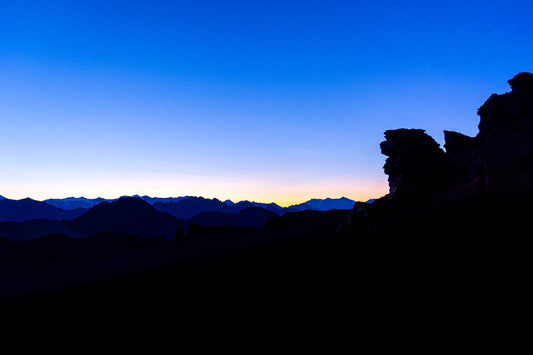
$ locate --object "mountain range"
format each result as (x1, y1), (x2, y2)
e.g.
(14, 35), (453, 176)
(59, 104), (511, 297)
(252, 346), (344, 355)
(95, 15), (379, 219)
(0, 198), (186, 241)
(0, 196), (360, 241)
(43, 195), (189, 210)
(0, 195), (362, 223)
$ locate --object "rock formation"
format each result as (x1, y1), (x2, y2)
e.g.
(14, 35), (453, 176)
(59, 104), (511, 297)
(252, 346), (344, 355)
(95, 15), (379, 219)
(340, 72), (533, 240)
(380, 72), (533, 202)
(470, 72), (533, 198)
(380, 128), (447, 200)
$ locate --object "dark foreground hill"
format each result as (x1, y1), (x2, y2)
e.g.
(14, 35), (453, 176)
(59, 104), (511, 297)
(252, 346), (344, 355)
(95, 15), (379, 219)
(0, 209), (354, 325)
(188, 206), (278, 228)
(73, 197), (187, 240)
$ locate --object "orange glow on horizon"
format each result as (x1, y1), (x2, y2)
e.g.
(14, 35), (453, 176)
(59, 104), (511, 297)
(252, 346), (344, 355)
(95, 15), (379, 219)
(1, 174), (389, 206)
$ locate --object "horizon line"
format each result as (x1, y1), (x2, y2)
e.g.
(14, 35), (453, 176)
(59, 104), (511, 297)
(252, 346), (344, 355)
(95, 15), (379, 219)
(0, 193), (382, 208)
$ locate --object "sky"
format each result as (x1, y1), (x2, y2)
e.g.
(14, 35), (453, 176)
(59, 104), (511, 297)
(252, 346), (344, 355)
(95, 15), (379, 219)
(1, 0), (532, 206)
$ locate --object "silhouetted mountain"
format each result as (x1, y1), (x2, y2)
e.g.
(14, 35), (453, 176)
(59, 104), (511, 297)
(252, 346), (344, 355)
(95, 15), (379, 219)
(73, 197), (187, 241)
(188, 206), (278, 229)
(44, 195), (190, 210)
(131, 195), (188, 205)
(233, 201), (285, 214)
(0, 198), (87, 222)
(154, 196), (239, 219)
(45, 195), (191, 210)
(0, 195), (6, 200)
(44, 197), (113, 210)
(224, 198), (354, 214)
(40, 195), (360, 221)
(0, 197), (188, 241)
(287, 197), (355, 212)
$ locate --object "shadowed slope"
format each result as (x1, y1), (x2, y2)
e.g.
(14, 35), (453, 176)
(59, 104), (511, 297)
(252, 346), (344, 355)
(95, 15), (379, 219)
(73, 197), (187, 241)
(0, 198), (86, 222)
(188, 206), (278, 229)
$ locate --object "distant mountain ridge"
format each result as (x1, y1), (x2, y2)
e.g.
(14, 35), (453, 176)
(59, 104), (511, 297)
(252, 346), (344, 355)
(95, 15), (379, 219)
(0, 195), (366, 227)
(44, 195), (188, 210)
(0, 197), (277, 241)
(44, 197), (113, 210)
(286, 197), (356, 211)
(42, 195), (360, 214)
(0, 195), (367, 242)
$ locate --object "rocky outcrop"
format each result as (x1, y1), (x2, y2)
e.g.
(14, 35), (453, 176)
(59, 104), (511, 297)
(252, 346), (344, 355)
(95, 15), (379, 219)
(380, 129), (447, 200)
(443, 130), (475, 192)
(379, 72), (533, 201)
(470, 72), (533, 198)
(340, 72), (533, 240)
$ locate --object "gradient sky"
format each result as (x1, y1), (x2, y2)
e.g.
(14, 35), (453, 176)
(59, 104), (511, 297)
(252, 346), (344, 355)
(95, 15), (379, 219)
(1, 0), (532, 205)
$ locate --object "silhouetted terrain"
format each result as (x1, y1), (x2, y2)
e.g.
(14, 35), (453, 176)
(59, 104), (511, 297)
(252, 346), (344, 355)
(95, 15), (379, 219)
(286, 197), (356, 211)
(2, 73), (532, 331)
(44, 196), (114, 210)
(153, 196), (341, 218)
(72, 197), (187, 241)
(336, 73), (533, 298)
(42, 195), (355, 217)
(0, 197), (352, 241)
(154, 196), (239, 219)
(44, 195), (189, 210)
(0, 197), (187, 241)
(0, 198), (87, 222)
(188, 206), (278, 228)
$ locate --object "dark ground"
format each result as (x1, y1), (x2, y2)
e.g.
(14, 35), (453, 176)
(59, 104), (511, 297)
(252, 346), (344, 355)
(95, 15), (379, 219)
(0, 206), (526, 347)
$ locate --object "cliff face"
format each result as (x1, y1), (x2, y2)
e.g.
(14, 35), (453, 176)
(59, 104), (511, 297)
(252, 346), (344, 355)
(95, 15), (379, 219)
(380, 129), (447, 200)
(380, 72), (533, 202)
(471, 72), (533, 198)
(340, 72), (533, 240)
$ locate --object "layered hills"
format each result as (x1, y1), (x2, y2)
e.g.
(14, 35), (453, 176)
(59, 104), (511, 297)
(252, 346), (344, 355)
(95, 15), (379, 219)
(0, 195), (357, 225)
(0, 198), (186, 241)
(0, 196), (343, 241)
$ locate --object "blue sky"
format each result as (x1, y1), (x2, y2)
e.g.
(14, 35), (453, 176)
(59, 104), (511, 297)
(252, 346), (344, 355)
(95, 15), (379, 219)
(1, 0), (532, 205)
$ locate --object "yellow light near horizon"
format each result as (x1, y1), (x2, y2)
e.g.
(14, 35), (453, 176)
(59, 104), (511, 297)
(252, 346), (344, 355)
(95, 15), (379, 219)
(2, 173), (388, 206)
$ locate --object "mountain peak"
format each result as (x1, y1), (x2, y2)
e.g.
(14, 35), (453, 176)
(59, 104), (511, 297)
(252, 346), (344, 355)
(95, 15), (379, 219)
(287, 197), (356, 211)
(73, 197), (185, 240)
(91, 196), (153, 212)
